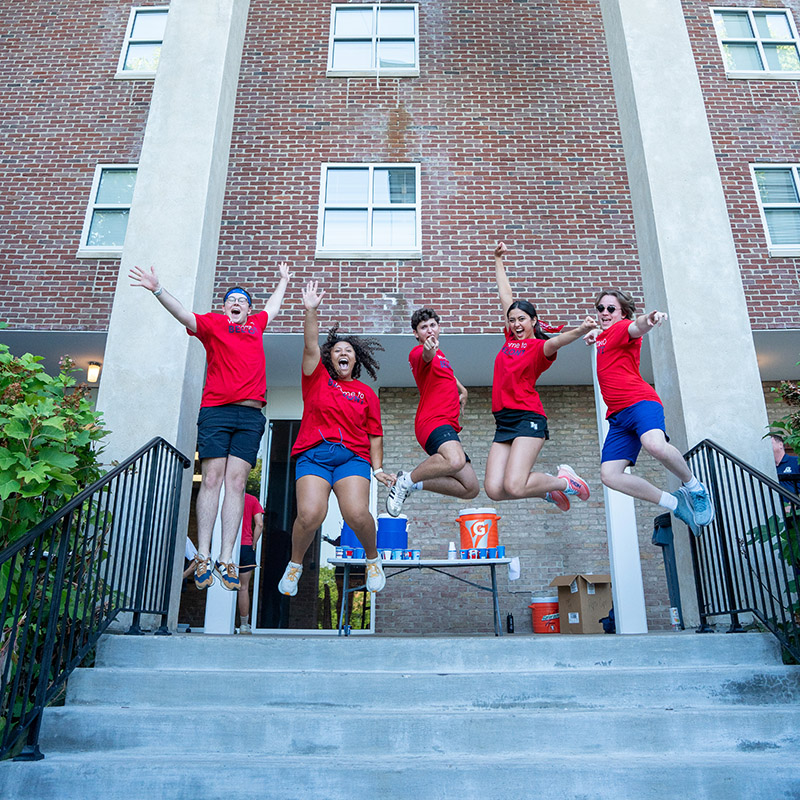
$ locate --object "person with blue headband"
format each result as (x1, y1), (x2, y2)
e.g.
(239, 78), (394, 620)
(130, 262), (292, 592)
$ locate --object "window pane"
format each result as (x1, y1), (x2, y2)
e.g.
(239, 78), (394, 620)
(763, 44), (800, 72)
(323, 210), (368, 248)
(96, 170), (137, 204)
(332, 41), (373, 70)
(373, 169), (416, 204)
(378, 40), (416, 68)
(334, 7), (373, 37)
(131, 10), (168, 40)
(765, 209), (800, 245)
(372, 210), (416, 248)
(714, 11), (754, 39)
(754, 12), (792, 41)
(755, 169), (798, 203)
(378, 8), (415, 37)
(325, 169), (369, 204)
(88, 210), (129, 247)
(722, 43), (763, 71)
(123, 42), (162, 72)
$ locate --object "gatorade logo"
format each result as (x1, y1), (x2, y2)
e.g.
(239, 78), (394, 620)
(464, 518), (491, 548)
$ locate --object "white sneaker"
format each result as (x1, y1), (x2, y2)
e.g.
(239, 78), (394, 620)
(386, 471), (411, 517)
(238, 622), (251, 635)
(365, 558), (386, 593)
(278, 561), (303, 596)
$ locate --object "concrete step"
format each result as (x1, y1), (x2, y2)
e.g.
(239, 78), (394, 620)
(39, 705), (800, 756)
(95, 631), (784, 672)
(2, 753), (799, 800)
(65, 663), (800, 709)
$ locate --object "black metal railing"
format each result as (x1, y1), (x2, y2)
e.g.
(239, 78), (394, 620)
(0, 437), (191, 761)
(686, 439), (800, 661)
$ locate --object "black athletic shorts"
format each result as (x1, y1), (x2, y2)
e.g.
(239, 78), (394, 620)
(424, 424), (471, 463)
(492, 409), (549, 443)
(239, 544), (257, 573)
(196, 404), (266, 466)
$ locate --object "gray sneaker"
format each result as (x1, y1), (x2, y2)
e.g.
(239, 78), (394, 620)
(365, 558), (386, 593)
(386, 471), (411, 517)
(671, 488), (700, 536)
(687, 483), (714, 528)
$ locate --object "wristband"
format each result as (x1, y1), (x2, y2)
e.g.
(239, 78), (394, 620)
(153, 286), (164, 297)
(372, 467), (385, 477)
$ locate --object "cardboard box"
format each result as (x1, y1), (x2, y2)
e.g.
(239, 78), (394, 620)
(549, 574), (613, 634)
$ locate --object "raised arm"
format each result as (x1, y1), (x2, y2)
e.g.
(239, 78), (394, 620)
(543, 316), (599, 358)
(494, 242), (514, 320)
(263, 262), (292, 321)
(129, 265), (196, 332)
(628, 310), (667, 339)
(301, 280), (324, 376)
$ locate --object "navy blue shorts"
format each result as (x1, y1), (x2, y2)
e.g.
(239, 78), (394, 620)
(295, 441), (371, 485)
(601, 400), (668, 466)
(424, 425), (471, 463)
(239, 544), (257, 573)
(196, 405), (266, 467)
(493, 409), (549, 443)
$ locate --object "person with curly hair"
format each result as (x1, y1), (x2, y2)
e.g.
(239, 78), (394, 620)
(484, 242), (598, 510)
(278, 281), (392, 597)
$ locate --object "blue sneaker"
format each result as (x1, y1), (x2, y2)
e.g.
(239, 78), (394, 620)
(670, 488), (700, 536)
(193, 556), (214, 590)
(213, 561), (240, 591)
(687, 483), (714, 528)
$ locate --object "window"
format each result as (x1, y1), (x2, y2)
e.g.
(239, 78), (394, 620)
(712, 8), (800, 78)
(327, 4), (419, 77)
(116, 6), (169, 79)
(316, 163), (421, 259)
(751, 164), (800, 256)
(78, 165), (137, 258)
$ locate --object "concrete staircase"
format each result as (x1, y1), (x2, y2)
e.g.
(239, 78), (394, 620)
(1, 632), (799, 799)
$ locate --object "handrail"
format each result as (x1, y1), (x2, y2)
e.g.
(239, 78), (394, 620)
(685, 439), (800, 661)
(0, 437), (191, 761)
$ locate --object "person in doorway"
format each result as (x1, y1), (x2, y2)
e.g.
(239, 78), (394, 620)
(484, 242), (598, 509)
(385, 307), (480, 517)
(278, 281), (393, 597)
(237, 492), (264, 634)
(772, 434), (800, 495)
(584, 289), (713, 534)
(129, 262), (291, 591)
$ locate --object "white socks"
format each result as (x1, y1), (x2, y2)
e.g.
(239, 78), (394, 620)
(659, 491), (678, 511)
(683, 476), (701, 492)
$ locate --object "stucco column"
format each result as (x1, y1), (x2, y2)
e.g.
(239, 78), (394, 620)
(96, 0), (250, 628)
(599, 0), (773, 624)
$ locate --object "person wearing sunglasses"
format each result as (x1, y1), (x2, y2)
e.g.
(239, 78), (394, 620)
(483, 242), (599, 510)
(585, 289), (713, 534)
(129, 262), (292, 592)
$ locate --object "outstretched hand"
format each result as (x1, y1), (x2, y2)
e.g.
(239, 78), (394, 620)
(578, 316), (600, 336)
(277, 261), (292, 282)
(494, 242), (508, 259)
(129, 265), (159, 292)
(302, 280), (324, 310)
(583, 328), (599, 346)
(422, 334), (440, 356)
(646, 310), (667, 328)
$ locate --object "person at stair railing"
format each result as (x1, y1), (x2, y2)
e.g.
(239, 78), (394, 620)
(237, 492), (264, 634)
(771, 434), (800, 496)
(278, 280), (392, 598)
(483, 242), (598, 511)
(129, 262), (291, 593)
(583, 289), (714, 535)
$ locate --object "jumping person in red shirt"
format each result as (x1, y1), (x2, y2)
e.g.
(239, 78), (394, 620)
(278, 281), (393, 597)
(485, 243), (598, 509)
(385, 307), (480, 516)
(585, 289), (713, 534)
(129, 263), (291, 591)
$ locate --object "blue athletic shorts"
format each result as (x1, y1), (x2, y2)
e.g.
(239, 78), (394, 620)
(196, 404), (266, 467)
(295, 441), (371, 485)
(601, 400), (667, 466)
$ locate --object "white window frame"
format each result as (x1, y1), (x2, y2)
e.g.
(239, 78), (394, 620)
(749, 163), (800, 257)
(77, 164), (138, 258)
(315, 162), (422, 260)
(711, 7), (800, 79)
(326, 3), (420, 77)
(115, 5), (169, 80)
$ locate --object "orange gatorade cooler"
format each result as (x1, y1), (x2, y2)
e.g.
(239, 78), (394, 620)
(529, 597), (560, 633)
(456, 507), (500, 550)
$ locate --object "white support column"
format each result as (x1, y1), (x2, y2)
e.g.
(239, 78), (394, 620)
(203, 486), (242, 635)
(592, 351), (648, 635)
(96, 0), (251, 629)
(599, 0), (773, 624)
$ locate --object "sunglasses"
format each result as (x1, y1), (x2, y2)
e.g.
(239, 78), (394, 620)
(596, 304), (617, 314)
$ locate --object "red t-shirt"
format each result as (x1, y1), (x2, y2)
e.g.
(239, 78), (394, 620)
(491, 330), (556, 415)
(409, 344), (462, 448)
(291, 360), (383, 463)
(595, 319), (661, 417)
(241, 493), (264, 547)
(188, 311), (269, 407)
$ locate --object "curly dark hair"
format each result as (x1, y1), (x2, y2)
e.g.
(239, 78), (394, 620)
(320, 323), (384, 382)
(410, 307), (440, 331)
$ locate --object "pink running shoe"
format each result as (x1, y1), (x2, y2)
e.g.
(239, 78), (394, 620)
(545, 490), (570, 512)
(557, 464), (590, 501)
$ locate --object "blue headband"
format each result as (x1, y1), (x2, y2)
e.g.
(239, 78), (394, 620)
(224, 287), (252, 305)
